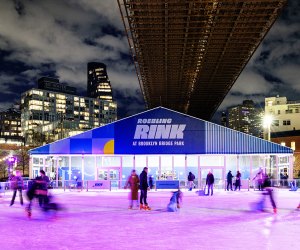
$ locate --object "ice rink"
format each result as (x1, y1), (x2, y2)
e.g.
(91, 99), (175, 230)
(0, 188), (299, 250)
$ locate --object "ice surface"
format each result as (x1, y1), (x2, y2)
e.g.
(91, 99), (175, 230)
(0, 188), (299, 250)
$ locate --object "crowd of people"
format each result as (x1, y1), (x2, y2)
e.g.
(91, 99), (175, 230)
(3, 167), (299, 216)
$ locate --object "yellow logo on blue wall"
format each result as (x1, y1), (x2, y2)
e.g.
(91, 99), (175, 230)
(104, 140), (114, 154)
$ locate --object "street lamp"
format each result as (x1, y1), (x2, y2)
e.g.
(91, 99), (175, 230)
(263, 114), (273, 141)
(7, 156), (16, 175)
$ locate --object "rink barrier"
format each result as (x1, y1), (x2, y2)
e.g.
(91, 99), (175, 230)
(86, 180), (111, 191)
(155, 180), (180, 190)
(1, 178), (299, 192)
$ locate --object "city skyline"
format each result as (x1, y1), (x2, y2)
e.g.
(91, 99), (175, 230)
(0, 0), (299, 122)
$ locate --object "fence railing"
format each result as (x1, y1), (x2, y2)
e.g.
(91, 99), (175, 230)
(0, 178), (299, 193)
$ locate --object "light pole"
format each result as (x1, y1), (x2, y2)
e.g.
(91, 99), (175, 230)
(263, 114), (273, 141)
(263, 114), (273, 177)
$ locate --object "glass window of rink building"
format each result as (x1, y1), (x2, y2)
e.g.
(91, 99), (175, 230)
(29, 107), (293, 191)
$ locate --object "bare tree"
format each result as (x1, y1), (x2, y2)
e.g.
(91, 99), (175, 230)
(15, 145), (30, 176)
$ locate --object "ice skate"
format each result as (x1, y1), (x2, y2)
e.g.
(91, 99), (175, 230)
(25, 207), (31, 218)
(128, 206), (133, 210)
(144, 205), (151, 210)
(140, 204), (144, 210)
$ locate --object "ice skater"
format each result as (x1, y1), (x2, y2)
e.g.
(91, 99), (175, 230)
(125, 169), (140, 209)
(139, 167), (151, 210)
(253, 167), (264, 191)
(206, 170), (214, 196)
(187, 172), (195, 191)
(10, 170), (24, 206)
(234, 171), (241, 191)
(252, 174), (277, 214)
(25, 179), (60, 217)
(36, 170), (50, 207)
(226, 170), (233, 191)
(167, 189), (183, 212)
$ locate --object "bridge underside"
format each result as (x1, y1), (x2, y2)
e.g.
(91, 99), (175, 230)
(118, 0), (287, 120)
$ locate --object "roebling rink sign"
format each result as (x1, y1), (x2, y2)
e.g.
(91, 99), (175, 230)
(114, 108), (206, 154)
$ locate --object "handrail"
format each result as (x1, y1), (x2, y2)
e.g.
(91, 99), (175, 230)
(1, 178), (298, 191)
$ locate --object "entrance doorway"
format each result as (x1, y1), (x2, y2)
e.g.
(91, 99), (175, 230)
(200, 168), (225, 190)
(98, 168), (120, 189)
(278, 166), (289, 187)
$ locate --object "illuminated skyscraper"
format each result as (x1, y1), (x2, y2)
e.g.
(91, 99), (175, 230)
(21, 77), (117, 146)
(87, 62), (113, 101)
(227, 100), (263, 138)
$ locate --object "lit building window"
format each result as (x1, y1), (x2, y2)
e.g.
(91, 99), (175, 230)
(291, 141), (296, 150)
(281, 142), (286, 146)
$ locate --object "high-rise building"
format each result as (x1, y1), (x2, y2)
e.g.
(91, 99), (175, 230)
(87, 62), (113, 101)
(220, 112), (227, 127)
(0, 106), (23, 145)
(227, 100), (263, 138)
(21, 77), (117, 146)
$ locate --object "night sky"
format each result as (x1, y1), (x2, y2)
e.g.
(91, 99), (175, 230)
(0, 0), (299, 122)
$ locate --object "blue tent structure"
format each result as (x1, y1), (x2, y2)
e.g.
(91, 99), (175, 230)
(30, 107), (292, 155)
(29, 107), (293, 189)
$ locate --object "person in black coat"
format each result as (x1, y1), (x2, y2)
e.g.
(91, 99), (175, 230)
(234, 171), (242, 191)
(226, 170), (233, 191)
(206, 170), (215, 196)
(139, 167), (150, 210)
(262, 174), (277, 213)
(187, 172), (195, 191)
(36, 170), (50, 207)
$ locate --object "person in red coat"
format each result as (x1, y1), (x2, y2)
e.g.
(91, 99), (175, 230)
(125, 169), (140, 209)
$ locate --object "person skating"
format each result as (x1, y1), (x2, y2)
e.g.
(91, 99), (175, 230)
(139, 167), (151, 210)
(234, 171), (241, 191)
(35, 170), (50, 207)
(206, 170), (214, 196)
(262, 174), (277, 214)
(125, 169), (140, 209)
(253, 167), (264, 191)
(167, 189), (183, 212)
(226, 170), (233, 191)
(25, 178), (60, 217)
(10, 170), (24, 206)
(187, 172), (196, 191)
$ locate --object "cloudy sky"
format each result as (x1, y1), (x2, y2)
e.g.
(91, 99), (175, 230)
(0, 0), (299, 122)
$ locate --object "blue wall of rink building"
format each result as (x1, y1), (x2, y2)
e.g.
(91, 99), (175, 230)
(29, 107), (294, 190)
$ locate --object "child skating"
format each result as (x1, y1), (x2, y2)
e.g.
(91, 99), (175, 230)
(167, 189), (183, 212)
